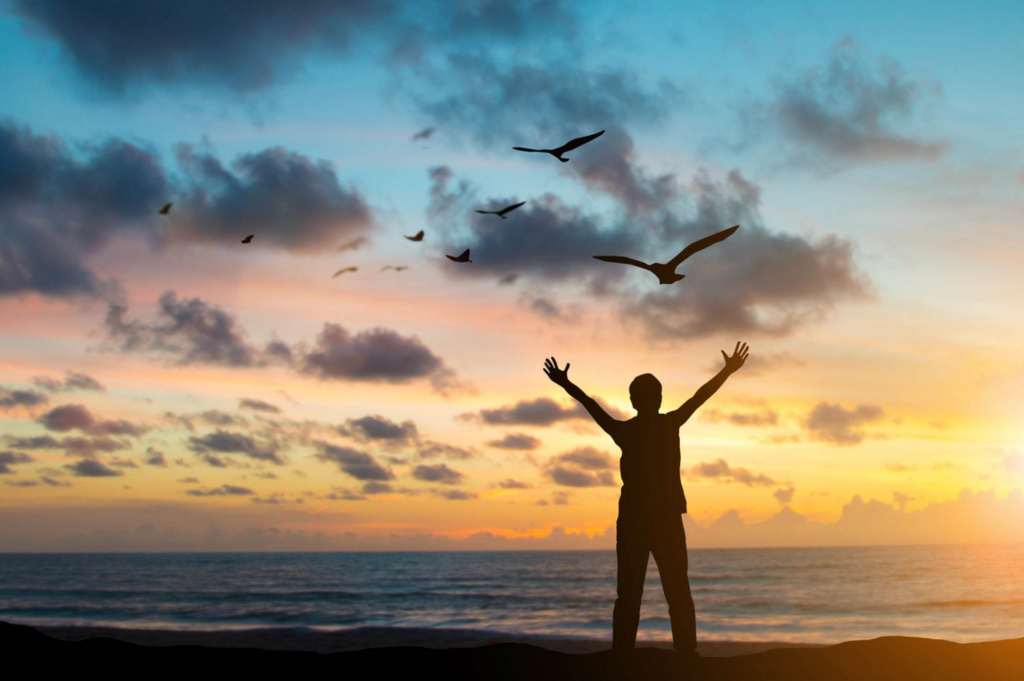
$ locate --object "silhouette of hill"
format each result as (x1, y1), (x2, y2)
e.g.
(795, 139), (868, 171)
(6, 621), (1024, 681)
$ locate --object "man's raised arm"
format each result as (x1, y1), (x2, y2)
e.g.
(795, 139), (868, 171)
(668, 341), (750, 426)
(543, 357), (620, 439)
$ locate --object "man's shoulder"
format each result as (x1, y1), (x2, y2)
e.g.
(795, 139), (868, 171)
(657, 412), (682, 426)
(611, 415), (637, 441)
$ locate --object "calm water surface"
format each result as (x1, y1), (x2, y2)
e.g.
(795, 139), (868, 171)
(1, 544), (1022, 643)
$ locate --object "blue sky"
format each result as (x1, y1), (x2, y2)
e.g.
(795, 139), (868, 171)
(2, 1), (1019, 241)
(3, 1), (1017, 259)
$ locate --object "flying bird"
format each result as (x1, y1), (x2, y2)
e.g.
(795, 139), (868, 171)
(332, 266), (358, 278)
(158, 202), (172, 215)
(475, 201), (526, 219)
(411, 127), (435, 141)
(380, 265), (409, 272)
(593, 224), (740, 284)
(405, 230), (425, 242)
(337, 236), (367, 252)
(513, 130), (604, 162)
(446, 249), (472, 263)
(241, 234), (254, 244)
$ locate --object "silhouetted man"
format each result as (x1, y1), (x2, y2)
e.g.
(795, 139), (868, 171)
(543, 342), (749, 656)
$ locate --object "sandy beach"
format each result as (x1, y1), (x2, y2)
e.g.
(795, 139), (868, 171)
(7, 620), (1023, 680)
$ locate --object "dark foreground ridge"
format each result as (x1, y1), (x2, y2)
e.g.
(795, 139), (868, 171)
(31, 622), (817, 656)
(5, 621), (1024, 681)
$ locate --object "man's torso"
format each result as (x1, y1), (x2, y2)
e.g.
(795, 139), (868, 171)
(613, 413), (687, 517)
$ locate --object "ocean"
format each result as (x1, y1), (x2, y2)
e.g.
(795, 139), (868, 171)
(1, 544), (1022, 643)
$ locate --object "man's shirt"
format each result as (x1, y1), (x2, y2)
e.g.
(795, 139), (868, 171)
(607, 413), (687, 517)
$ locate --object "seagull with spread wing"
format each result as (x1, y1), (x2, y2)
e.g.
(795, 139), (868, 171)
(159, 202), (172, 215)
(380, 265), (409, 272)
(446, 249), (472, 263)
(594, 225), (740, 284)
(405, 230), (425, 242)
(513, 130), (604, 162)
(475, 201), (526, 219)
(332, 266), (358, 278)
(241, 234), (254, 244)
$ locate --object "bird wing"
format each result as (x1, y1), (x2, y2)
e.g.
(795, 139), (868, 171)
(593, 255), (652, 271)
(498, 201), (526, 215)
(513, 146), (547, 153)
(558, 130), (605, 153)
(458, 249), (470, 259)
(333, 267), (356, 277)
(405, 230), (424, 241)
(474, 209), (493, 215)
(667, 224), (740, 269)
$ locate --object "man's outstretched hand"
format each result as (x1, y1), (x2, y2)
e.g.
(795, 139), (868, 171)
(721, 341), (750, 374)
(543, 357), (571, 387)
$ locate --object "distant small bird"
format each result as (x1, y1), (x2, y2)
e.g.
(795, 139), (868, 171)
(332, 266), (358, 278)
(337, 237), (367, 252)
(446, 249), (472, 263)
(159, 203), (172, 215)
(497, 273), (519, 286)
(405, 230), (425, 242)
(475, 201), (526, 219)
(513, 130), (604, 162)
(241, 234), (254, 244)
(594, 224), (740, 284)
(411, 127), (435, 141)
(380, 265), (408, 272)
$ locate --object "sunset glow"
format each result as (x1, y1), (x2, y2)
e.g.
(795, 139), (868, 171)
(2, 0), (1022, 552)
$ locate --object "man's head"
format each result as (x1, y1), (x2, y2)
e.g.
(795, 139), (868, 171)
(629, 373), (662, 414)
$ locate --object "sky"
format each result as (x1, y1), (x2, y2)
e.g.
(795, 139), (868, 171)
(1, 0), (1023, 551)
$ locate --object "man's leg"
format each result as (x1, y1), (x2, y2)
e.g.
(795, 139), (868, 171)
(651, 514), (697, 655)
(612, 516), (650, 652)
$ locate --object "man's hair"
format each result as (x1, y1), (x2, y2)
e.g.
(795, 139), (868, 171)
(629, 373), (662, 412)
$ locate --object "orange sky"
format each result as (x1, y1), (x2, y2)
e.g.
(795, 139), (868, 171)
(3, 237), (1022, 550)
